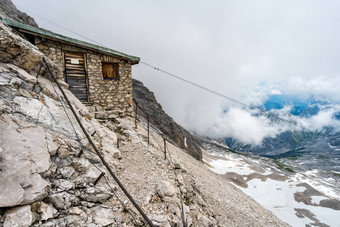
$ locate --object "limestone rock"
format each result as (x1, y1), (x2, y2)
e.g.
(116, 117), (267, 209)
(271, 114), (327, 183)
(149, 215), (170, 227)
(67, 206), (86, 216)
(73, 157), (91, 173)
(0, 22), (40, 73)
(102, 139), (121, 159)
(92, 207), (115, 226)
(44, 193), (66, 210)
(156, 180), (176, 198)
(46, 133), (59, 155)
(37, 76), (62, 100)
(0, 0), (38, 26)
(82, 165), (102, 184)
(186, 217), (193, 226)
(53, 179), (75, 191)
(57, 146), (70, 158)
(21, 173), (50, 204)
(7, 64), (37, 83)
(31, 201), (57, 221)
(0, 175), (24, 207)
(57, 79), (69, 89)
(80, 186), (112, 203)
(58, 166), (75, 179)
(3, 205), (33, 227)
(201, 215), (213, 227)
(0, 114), (51, 207)
(44, 192), (79, 210)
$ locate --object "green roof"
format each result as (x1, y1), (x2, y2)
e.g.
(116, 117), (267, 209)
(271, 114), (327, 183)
(1, 17), (140, 64)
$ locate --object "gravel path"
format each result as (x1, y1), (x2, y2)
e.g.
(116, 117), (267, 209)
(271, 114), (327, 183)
(113, 117), (290, 226)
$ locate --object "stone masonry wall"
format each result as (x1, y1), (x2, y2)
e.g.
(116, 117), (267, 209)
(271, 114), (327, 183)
(86, 53), (133, 118)
(33, 38), (134, 117)
(35, 38), (64, 79)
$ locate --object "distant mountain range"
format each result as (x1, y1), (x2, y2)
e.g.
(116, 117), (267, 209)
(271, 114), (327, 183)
(224, 94), (340, 171)
(263, 94), (340, 118)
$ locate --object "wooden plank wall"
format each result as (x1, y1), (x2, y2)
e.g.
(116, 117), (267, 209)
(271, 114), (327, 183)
(64, 51), (88, 101)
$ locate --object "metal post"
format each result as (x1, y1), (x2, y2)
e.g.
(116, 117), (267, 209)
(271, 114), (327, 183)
(77, 149), (83, 158)
(164, 138), (167, 160)
(147, 116), (150, 145)
(117, 138), (120, 149)
(94, 172), (105, 186)
(135, 102), (138, 129)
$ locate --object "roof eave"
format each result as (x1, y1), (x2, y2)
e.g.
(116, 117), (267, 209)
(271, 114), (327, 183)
(1, 17), (140, 64)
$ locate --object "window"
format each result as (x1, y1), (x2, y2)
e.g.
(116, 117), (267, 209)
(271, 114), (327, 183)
(102, 62), (119, 80)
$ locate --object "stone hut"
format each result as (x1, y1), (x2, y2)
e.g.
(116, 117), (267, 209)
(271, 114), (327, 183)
(1, 17), (140, 117)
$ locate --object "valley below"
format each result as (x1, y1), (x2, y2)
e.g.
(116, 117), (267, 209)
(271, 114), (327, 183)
(202, 140), (340, 227)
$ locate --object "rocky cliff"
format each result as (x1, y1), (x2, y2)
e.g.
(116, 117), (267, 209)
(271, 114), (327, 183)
(0, 0), (203, 162)
(0, 1), (291, 226)
(0, 0), (37, 27)
(0, 20), (215, 226)
(133, 79), (202, 161)
(0, 17), (289, 226)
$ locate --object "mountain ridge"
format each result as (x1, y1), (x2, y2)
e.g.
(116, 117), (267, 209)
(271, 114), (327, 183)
(0, 0), (37, 27)
(0, 17), (288, 226)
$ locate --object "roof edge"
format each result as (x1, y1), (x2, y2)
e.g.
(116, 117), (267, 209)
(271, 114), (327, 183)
(1, 17), (140, 64)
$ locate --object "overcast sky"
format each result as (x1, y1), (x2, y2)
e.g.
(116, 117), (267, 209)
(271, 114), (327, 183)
(12, 0), (340, 143)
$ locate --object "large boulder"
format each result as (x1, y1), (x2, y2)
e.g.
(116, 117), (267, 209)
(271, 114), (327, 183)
(0, 114), (52, 207)
(3, 205), (33, 227)
(156, 180), (176, 198)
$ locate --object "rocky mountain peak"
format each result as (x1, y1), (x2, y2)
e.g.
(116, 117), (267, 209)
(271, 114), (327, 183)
(0, 0), (38, 27)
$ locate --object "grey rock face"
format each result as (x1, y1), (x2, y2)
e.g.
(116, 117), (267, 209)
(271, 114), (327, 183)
(0, 61), (132, 226)
(133, 79), (202, 160)
(0, 0), (38, 27)
(149, 214), (171, 227)
(91, 207), (116, 226)
(0, 114), (51, 207)
(3, 205), (33, 227)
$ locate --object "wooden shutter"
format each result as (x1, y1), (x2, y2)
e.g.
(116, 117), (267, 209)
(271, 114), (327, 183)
(102, 62), (119, 80)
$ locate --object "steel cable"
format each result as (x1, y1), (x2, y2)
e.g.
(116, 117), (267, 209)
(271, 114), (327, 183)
(43, 61), (141, 226)
(43, 57), (154, 226)
(133, 104), (187, 227)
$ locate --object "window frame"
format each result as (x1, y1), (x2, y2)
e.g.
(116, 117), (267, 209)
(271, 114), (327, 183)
(102, 62), (120, 80)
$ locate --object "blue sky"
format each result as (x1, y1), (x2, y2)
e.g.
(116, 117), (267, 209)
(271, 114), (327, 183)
(12, 0), (340, 143)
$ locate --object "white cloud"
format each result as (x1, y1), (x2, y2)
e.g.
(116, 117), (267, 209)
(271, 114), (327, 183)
(270, 89), (282, 95)
(204, 107), (281, 145)
(295, 106), (340, 131)
(11, 0), (340, 144)
(185, 103), (340, 146)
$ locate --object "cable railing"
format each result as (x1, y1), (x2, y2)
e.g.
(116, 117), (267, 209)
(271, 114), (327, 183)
(43, 57), (154, 227)
(42, 56), (203, 227)
(133, 100), (193, 227)
(133, 99), (202, 160)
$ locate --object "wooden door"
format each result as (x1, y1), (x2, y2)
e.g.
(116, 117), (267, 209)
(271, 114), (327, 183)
(64, 51), (88, 101)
